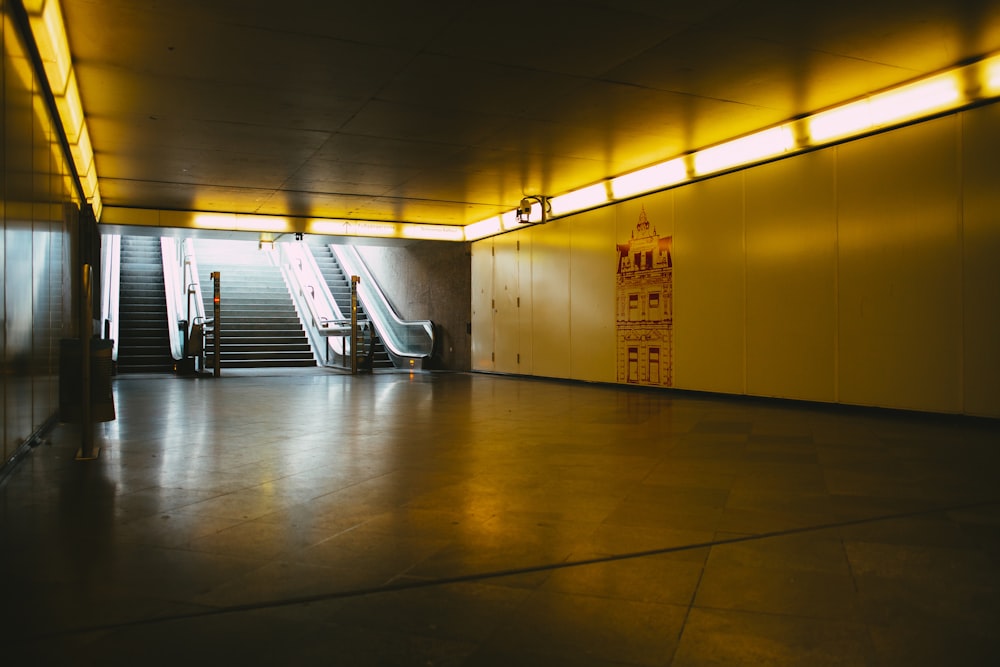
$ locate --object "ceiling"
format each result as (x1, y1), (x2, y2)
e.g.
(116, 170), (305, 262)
(61, 0), (1000, 228)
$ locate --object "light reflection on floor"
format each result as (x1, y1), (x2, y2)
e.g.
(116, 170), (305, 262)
(1, 369), (998, 665)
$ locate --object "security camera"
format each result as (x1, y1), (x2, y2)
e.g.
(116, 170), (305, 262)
(515, 195), (550, 224)
(517, 198), (534, 219)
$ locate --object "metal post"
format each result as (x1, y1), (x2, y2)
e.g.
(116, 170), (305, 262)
(78, 263), (97, 460)
(212, 271), (221, 377)
(350, 275), (360, 375)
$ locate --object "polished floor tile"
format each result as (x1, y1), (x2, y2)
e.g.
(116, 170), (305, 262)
(1, 370), (998, 665)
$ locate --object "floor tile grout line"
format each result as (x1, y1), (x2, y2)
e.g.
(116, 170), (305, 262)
(16, 496), (999, 643)
(664, 539), (710, 665)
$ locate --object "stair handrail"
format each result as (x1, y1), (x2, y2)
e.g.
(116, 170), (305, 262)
(161, 238), (185, 361)
(182, 238), (208, 338)
(280, 242), (358, 365)
(329, 244), (434, 363)
(99, 233), (121, 361)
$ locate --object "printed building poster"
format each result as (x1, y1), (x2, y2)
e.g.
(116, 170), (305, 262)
(616, 206), (673, 386)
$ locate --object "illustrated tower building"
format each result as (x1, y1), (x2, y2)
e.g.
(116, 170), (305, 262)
(616, 207), (673, 386)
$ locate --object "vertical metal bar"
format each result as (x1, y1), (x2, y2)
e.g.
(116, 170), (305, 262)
(80, 263), (95, 459)
(350, 275), (360, 375)
(212, 271), (221, 377)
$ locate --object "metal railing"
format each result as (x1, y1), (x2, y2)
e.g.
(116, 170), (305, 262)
(329, 244), (434, 368)
(181, 239), (209, 369)
(161, 238), (184, 361)
(160, 237), (210, 370)
(281, 242), (350, 367)
(98, 234), (121, 361)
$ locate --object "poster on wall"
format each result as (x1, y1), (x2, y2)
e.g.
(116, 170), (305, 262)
(616, 206), (673, 386)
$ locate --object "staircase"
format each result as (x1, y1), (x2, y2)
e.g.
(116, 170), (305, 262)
(309, 244), (393, 369)
(117, 236), (174, 373)
(194, 239), (315, 369)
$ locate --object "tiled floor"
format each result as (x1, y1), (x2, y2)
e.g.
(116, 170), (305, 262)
(1, 370), (998, 666)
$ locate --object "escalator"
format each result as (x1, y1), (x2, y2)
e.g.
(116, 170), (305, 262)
(309, 244), (392, 369)
(116, 235), (173, 373)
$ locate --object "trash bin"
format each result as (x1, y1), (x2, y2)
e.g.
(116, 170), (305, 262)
(59, 338), (116, 423)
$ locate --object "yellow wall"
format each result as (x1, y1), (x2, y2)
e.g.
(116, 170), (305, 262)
(961, 103), (1000, 417)
(745, 151), (837, 403)
(472, 103), (1000, 417)
(2, 2), (77, 469)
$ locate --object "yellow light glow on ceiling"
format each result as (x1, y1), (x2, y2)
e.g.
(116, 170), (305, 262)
(810, 73), (962, 143)
(610, 159), (687, 199)
(694, 125), (797, 175)
(549, 183), (610, 216)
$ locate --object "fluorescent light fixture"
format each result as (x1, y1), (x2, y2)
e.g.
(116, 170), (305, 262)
(464, 216), (503, 241)
(345, 222), (398, 238)
(309, 219), (349, 235)
(610, 159), (687, 199)
(80, 161), (98, 199)
(27, 0), (72, 92)
(982, 54), (1000, 95)
(810, 73), (962, 143)
(694, 125), (796, 175)
(234, 215), (291, 232)
(53, 70), (84, 141)
(401, 224), (465, 241)
(867, 74), (961, 126)
(500, 210), (522, 230)
(25, 0), (104, 217)
(807, 99), (872, 143)
(90, 187), (103, 220)
(193, 213), (238, 229)
(549, 183), (609, 216)
(71, 124), (94, 173)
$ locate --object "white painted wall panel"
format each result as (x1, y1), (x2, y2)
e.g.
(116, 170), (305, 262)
(570, 207), (617, 382)
(745, 151), (838, 402)
(837, 118), (963, 413)
(673, 174), (746, 394)
(470, 105), (1000, 415)
(470, 240), (494, 371)
(961, 104), (1000, 417)
(517, 229), (534, 374)
(530, 217), (573, 379)
(493, 233), (520, 373)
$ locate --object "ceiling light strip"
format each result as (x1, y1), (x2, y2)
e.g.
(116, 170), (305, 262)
(23, 0), (103, 218)
(464, 53), (1000, 242)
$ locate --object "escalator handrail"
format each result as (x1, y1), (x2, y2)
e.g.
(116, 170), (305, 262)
(182, 238), (207, 351)
(161, 238), (184, 360)
(280, 243), (352, 364)
(329, 244), (434, 360)
(99, 234), (121, 361)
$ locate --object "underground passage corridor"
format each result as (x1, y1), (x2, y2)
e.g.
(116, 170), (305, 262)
(1, 370), (998, 665)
